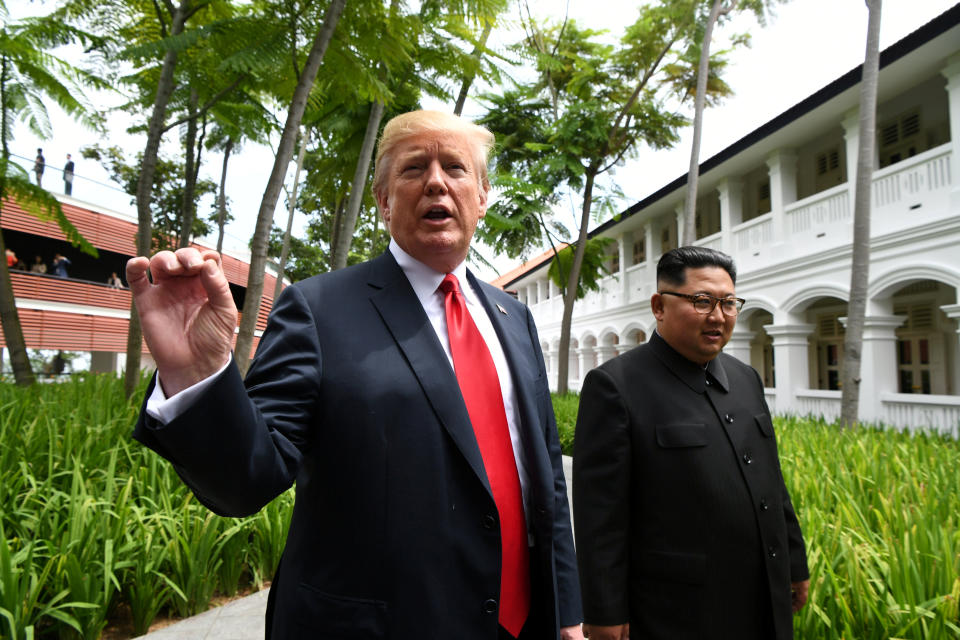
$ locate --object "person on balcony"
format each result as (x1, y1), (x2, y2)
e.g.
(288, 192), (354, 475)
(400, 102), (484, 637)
(573, 246), (809, 640)
(30, 256), (47, 274)
(52, 253), (71, 278)
(64, 154), (75, 195)
(34, 148), (45, 187)
(107, 272), (123, 288)
(5, 248), (17, 268)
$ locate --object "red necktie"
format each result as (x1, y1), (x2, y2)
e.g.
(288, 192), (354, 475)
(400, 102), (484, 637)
(439, 274), (530, 637)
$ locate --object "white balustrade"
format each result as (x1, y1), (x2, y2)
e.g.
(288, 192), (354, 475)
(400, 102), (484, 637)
(785, 185), (850, 234)
(792, 390), (842, 421)
(872, 144), (952, 209)
(733, 214), (774, 253)
(879, 392), (960, 437)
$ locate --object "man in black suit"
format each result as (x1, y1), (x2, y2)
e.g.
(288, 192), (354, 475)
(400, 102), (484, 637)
(128, 110), (583, 640)
(573, 246), (809, 640)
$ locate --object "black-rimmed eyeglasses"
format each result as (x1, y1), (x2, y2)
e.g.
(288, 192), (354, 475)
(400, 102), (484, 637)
(659, 291), (745, 316)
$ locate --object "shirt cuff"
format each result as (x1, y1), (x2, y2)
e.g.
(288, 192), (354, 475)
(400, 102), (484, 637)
(145, 357), (233, 424)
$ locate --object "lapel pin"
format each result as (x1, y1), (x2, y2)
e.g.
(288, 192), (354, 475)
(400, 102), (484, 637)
(496, 303), (508, 315)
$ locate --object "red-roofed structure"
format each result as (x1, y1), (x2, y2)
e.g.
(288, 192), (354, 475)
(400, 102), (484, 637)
(1, 193), (281, 374)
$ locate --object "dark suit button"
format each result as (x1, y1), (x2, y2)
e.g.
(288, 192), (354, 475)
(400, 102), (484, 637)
(768, 546), (777, 558)
(725, 413), (734, 423)
(742, 453), (753, 464)
(483, 515), (496, 529)
(483, 599), (498, 614)
(760, 498), (769, 511)
(705, 379), (711, 386)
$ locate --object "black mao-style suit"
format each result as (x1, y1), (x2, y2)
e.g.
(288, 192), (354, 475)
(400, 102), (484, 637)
(134, 250), (582, 640)
(573, 332), (808, 640)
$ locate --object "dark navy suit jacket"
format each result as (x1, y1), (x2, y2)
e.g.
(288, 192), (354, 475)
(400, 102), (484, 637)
(134, 250), (582, 639)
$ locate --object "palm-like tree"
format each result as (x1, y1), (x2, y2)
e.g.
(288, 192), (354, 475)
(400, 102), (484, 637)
(0, 4), (101, 385)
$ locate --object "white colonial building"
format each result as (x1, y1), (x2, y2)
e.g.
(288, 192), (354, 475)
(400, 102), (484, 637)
(496, 7), (960, 435)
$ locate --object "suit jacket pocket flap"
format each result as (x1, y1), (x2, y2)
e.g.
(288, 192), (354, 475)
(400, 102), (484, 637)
(656, 423), (707, 448)
(635, 549), (706, 585)
(294, 583), (387, 637)
(754, 413), (775, 437)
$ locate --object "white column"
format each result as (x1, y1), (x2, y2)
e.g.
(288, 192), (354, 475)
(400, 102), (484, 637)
(548, 347), (560, 391)
(725, 325), (753, 365)
(841, 109), (860, 193)
(596, 345), (617, 366)
(717, 177), (743, 255)
(674, 204), (684, 247)
(765, 150), (797, 245)
(940, 304), (960, 395)
(765, 324), (815, 414)
(618, 234), (629, 301)
(840, 315), (905, 423)
(941, 54), (960, 209)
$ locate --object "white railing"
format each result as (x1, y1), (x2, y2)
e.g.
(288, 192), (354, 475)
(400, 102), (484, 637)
(733, 213), (774, 253)
(694, 232), (723, 251)
(872, 144), (952, 209)
(793, 389), (842, 421)
(879, 392), (960, 437)
(785, 184), (850, 234)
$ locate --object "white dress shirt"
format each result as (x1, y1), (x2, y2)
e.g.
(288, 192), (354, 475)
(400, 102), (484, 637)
(146, 240), (532, 514)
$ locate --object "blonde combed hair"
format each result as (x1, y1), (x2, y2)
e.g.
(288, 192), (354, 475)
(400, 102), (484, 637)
(372, 110), (495, 197)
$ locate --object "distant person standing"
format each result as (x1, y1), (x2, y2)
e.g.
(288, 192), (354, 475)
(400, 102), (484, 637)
(30, 255), (47, 274)
(5, 248), (17, 268)
(63, 154), (75, 195)
(52, 253), (71, 278)
(107, 272), (123, 288)
(34, 148), (45, 187)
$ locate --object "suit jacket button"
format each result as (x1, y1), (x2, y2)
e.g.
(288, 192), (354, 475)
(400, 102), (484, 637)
(742, 452), (753, 464)
(483, 599), (498, 614)
(760, 498), (769, 511)
(725, 413), (734, 423)
(483, 515), (496, 529)
(768, 546), (777, 558)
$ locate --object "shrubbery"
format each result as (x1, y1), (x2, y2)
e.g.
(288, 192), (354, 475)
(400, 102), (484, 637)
(1, 380), (957, 638)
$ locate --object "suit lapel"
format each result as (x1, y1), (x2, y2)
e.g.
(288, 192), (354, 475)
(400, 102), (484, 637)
(367, 253), (492, 496)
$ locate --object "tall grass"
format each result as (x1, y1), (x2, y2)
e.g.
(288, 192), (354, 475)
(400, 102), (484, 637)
(2, 380), (958, 638)
(0, 375), (293, 639)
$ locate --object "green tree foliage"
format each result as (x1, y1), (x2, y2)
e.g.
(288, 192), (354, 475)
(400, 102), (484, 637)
(481, 1), (730, 393)
(0, 5), (102, 386)
(81, 144), (216, 251)
(547, 237), (614, 300)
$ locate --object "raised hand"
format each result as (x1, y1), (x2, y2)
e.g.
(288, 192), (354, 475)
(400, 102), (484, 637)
(127, 248), (238, 396)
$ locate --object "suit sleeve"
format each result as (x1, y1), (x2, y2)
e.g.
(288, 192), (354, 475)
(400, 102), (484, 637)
(573, 366), (631, 625)
(524, 308), (583, 627)
(133, 285), (322, 517)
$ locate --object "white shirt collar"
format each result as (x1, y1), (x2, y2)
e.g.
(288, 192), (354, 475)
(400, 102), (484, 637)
(388, 239), (478, 307)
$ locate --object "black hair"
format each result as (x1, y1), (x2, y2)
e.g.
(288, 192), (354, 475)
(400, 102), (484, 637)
(657, 246), (737, 287)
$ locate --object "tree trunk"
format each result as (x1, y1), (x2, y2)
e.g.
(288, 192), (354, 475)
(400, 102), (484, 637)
(453, 20), (492, 116)
(840, 0), (882, 429)
(556, 169), (597, 394)
(274, 128), (309, 301)
(234, 0), (346, 376)
(331, 99), (385, 271)
(178, 87), (200, 248)
(0, 228), (35, 385)
(125, 0), (190, 397)
(216, 138), (234, 254)
(682, 0), (724, 246)
(0, 55), (35, 384)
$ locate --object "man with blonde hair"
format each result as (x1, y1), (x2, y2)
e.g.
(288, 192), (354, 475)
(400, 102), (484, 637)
(129, 110), (583, 640)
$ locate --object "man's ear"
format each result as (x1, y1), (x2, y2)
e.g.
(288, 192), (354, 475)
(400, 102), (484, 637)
(477, 185), (488, 219)
(375, 190), (390, 224)
(651, 292), (665, 320)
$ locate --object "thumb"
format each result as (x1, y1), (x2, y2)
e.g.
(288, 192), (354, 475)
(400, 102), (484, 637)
(199, 257), (236, 314)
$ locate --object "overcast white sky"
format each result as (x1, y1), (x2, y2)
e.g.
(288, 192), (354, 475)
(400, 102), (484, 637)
(11, 0), (959, 278)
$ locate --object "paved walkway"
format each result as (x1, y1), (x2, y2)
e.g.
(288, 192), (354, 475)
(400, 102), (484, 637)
(139, 456), (575, 639)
